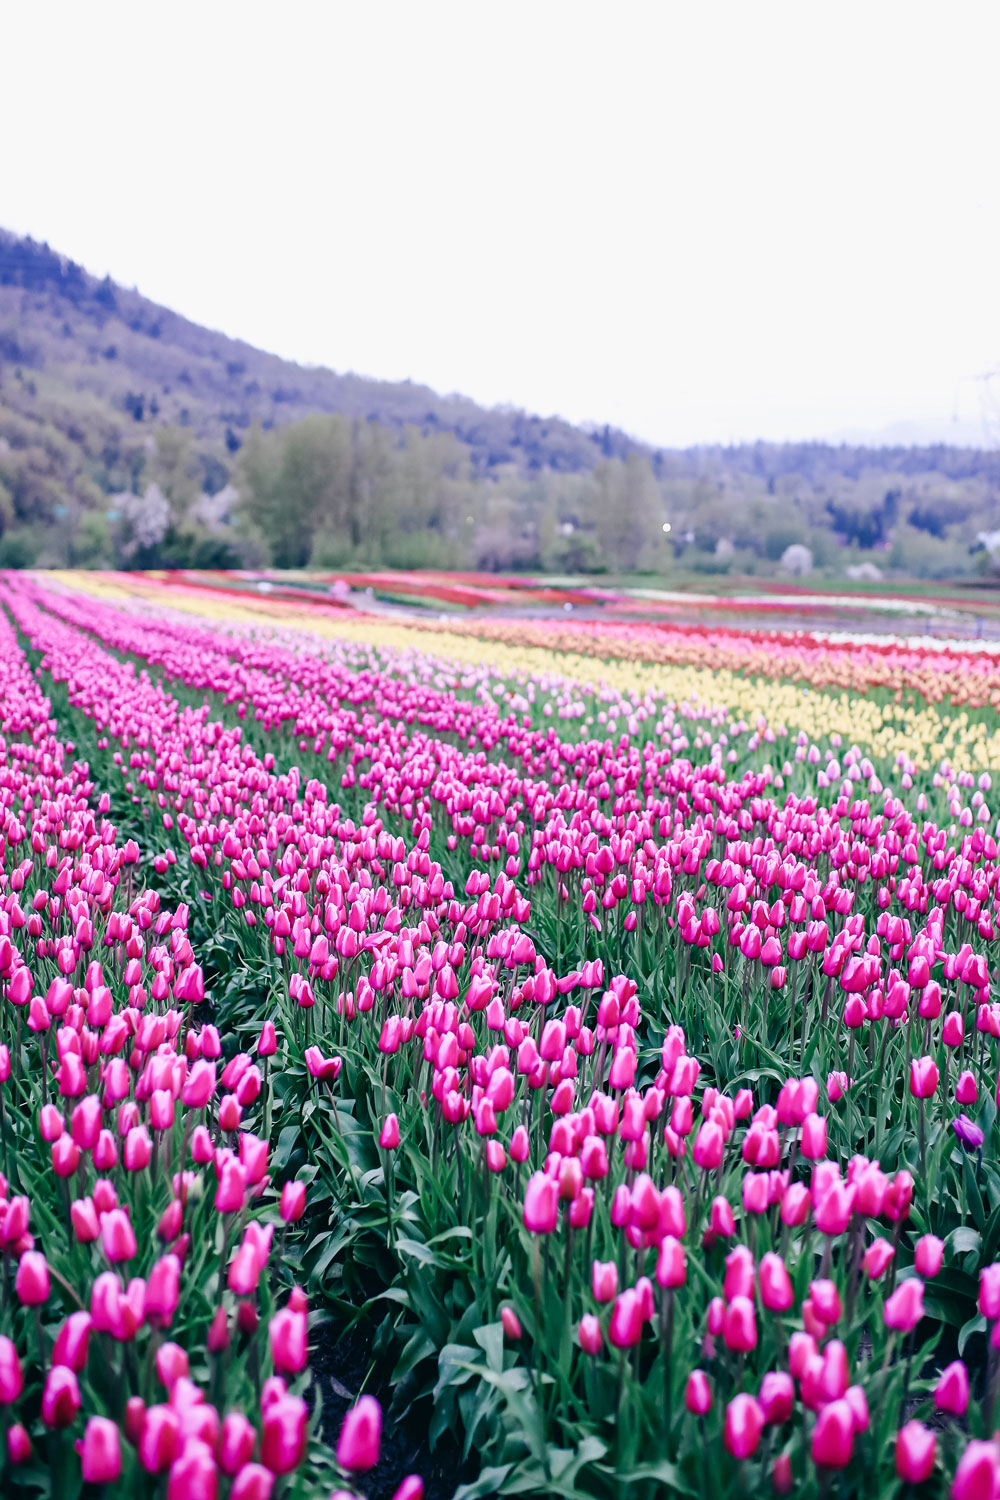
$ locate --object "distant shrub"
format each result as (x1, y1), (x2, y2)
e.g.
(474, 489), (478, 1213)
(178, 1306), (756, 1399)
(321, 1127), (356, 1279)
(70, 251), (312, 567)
(0, 528), (39, 567)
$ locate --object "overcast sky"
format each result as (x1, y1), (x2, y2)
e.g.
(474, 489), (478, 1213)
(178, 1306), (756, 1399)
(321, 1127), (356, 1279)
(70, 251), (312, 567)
(3, 2), (999, 447)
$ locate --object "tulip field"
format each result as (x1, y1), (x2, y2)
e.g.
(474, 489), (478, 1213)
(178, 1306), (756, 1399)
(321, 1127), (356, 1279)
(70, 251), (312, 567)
(4, 571), (1000, 1499)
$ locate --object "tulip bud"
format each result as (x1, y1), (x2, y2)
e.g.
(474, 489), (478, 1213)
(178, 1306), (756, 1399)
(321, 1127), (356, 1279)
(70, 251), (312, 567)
(499, 1305), (522, 1341)
(934, 1359), (969, 1415)
(166, 1439), (218, 1500)
(578, 1313), (602, 1354)
(15, 1250), (49, 1306)
(909, 1055), (939, 1099)
(812, 1398), (854, 1468)
(7, 1425), (31, 1464)
(79, 1416), (122, 1483)
(279, 1180), (306, 1223)
(914, 1234), (944, 1279)
(52, 1311), (91, 1372)
(269, 1308), (308, 1373)
(0, 1336), (23, 1402)
(952, 1440), (1000, 1500)
(723, 1393), (764, 1458)
(884, 1277), (924, 1331)
(685, 1369), (712, 1414)
(336, 1394), (381, 1473)
(759, 1252), (793, 1311)
(230, 1463), (275, 1500)
(207, 1307), (230, 1353)
(895, 1419), (935, 1483)
(219, 1412), (256, 1475)
(41, 1365), (81, 1428)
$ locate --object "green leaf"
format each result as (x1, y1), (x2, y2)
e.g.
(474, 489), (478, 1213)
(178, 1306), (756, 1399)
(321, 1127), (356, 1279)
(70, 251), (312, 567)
(472, 1321), (504, 1375)
(946, 1225), (982, 1257)
(452, 1465), (515, 1499)
(959, 1312), (987, 1357)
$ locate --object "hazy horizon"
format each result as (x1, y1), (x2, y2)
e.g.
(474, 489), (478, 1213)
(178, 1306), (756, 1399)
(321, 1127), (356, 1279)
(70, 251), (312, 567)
(3, 1), (999, 450)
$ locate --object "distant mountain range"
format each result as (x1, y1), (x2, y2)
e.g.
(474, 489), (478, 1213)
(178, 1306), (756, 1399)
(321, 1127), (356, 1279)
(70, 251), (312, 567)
(827, 417), (990, 449)
(0, 226), (998, 576)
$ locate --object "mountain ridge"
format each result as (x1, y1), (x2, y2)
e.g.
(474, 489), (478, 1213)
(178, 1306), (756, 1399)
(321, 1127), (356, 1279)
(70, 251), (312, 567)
(1, 227), (998, 576)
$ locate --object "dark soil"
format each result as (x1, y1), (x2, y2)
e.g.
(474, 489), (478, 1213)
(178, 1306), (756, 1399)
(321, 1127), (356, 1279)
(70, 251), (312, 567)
(309, 1320), (480, 1500)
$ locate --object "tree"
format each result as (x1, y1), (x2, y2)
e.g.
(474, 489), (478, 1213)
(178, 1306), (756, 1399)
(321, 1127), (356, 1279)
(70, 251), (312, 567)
(591, 454), (662, 571)
(238, 417), (352, 568)
(152, 427), (199, 518)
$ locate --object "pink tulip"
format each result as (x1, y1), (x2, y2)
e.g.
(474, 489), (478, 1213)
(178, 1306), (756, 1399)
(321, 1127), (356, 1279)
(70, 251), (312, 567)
(935, 1359), (970, 1415)
(230, 1464), (275, 1500)
(260, 1394), (308, 1475)
(915, 1234), (944, 1279)
(759, 1252), (793, 1311)
(336, 1394), (381, 1473)
(578, 1313), (602, 1354)
(909, 1056), (939, 1098)
(41, 1366), (81, 1428)
(884, 1277), (924, 1331)
(685, 1369), (712, 1414)
(522, 1172), (558, 1233)
(79, 1417), (122, 1483)
(0, 1337), (23, 1402)
(15, 1251), (49, 1306)
(723, 1394), (764, 1458)
(812, 1398), (854, 1468)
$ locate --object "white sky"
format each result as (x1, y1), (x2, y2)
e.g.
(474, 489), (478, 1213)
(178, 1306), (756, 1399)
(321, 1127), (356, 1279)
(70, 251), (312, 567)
(3, 1), (999, 448)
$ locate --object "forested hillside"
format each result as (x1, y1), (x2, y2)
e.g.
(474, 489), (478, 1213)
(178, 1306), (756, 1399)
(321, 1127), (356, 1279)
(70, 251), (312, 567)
(2, 228), (999, 576)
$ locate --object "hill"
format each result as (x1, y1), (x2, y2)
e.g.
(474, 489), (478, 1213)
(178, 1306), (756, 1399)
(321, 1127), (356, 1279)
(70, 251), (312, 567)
(0, 228), (998, 577)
